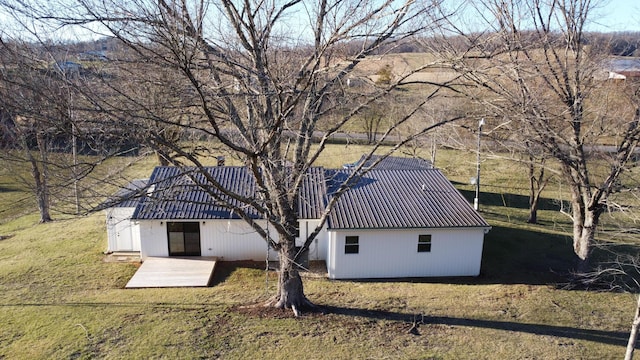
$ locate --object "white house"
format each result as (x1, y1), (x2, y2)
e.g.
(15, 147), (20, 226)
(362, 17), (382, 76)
(324, 167), (488, 278)
(105, 156), (490, 279)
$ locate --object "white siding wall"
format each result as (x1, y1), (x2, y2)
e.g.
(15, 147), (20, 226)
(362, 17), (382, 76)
(139, 219), (275, 261)
(201, 219), (273, 261)
(105, 207), (139, 252)
(139, 220), (169, 258)
(297, 220), (328, 261)
(327, 228), (485, 279)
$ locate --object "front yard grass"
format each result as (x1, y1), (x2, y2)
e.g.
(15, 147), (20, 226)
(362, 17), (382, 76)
(0, 213), (636, 359)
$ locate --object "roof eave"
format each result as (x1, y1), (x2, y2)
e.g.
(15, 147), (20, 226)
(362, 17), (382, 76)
(327, 225), (491, 231)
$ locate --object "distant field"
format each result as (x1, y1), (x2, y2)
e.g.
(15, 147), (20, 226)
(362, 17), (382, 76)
(1, 147), (639, 359)
(342, 52), (460, 87)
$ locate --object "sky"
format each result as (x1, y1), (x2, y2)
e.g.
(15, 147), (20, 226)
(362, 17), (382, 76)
(1, 0), (639, 43)
(592, 0), (640, 32)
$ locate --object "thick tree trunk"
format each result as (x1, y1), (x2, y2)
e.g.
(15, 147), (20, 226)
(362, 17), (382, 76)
(527, 159), (537, 224)
(23, 132), (52, 223)
(36, 133), (52, 223)
(572, 204), (598, 273)
(574, 228), (592, 273)
(573, 227), (592, 261)
(527, 203), (538, 224)
(29, 156), (52, 223)
(565, 174), (601, 273)
(526, 156), (548, 224)
(272, 239), (313, 316)
(527, 178), (541, 224)
(625, 295), (640, 360)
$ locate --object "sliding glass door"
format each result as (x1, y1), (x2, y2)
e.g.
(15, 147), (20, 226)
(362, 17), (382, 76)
(167, 222), (201, 256)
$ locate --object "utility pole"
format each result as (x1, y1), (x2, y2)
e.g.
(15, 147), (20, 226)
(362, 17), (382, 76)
(474, 118), (485, 211)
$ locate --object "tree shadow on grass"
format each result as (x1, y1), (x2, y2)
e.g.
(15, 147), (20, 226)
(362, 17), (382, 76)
(209, 260), (266, 286)
(320, 305), (630, 347)
(456, 187), (566, 211)
(0, 185), (20, 193)
(0, 300), (628, 348)
(477, 226), (640, 288)
(477, 225), (576, 285)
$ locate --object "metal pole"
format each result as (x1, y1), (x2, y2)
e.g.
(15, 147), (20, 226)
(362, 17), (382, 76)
(474, 118), (484, 211)
(72, 122), (79, 214)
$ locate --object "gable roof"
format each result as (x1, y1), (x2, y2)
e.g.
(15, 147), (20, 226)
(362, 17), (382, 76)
(326, 168), (488, 229)
(126, 156), (488, 230)
(132, 166), (326, 220)
(345, 154), (433, 170)
(102, 178), (149, 209)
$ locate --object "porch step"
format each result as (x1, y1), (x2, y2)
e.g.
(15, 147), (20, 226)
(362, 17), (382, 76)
(104, 251), (141, 263)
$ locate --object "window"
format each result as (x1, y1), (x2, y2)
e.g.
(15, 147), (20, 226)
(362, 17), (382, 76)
(418, 235), (432, 252)
(167, 222), (201, 256)
(345, 236), (359, 254)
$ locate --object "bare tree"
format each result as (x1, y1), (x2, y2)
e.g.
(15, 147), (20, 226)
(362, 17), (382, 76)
(627, 293), (640, 360)
(439, 0), (640, 270)
(0, 40), (75, 222)
(571, 250), (640, 359)
(525, 143), (552, 224)
(6, 0), (462, 313)
(0, 33), (142, 220)
(361, 104), (385, 144)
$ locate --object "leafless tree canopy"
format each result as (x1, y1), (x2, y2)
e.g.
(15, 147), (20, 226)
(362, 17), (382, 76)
(0, 0), (465, 313)
(0, 38), (125, 220)
(433, 0), (640, 269)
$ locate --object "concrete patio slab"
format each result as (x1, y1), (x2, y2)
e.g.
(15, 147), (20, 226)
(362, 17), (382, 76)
(125, 257), (217, 288)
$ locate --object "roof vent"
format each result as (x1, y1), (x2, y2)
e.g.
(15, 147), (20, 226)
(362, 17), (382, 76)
(421, 183), (427, 191)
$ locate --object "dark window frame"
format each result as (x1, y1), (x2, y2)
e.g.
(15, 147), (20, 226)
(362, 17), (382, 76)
(167, 221), (201, 256)
(418, 234), (432, 253)
(345, 235), (359, 254)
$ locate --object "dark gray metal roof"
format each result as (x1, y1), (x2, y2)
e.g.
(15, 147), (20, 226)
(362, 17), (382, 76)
(132, 166), (325, 220)
(298, 167), (327, 219)
(326, 169), (489, 229)
(344, 154), (433, 170)
(133, 166), (256, 220)
(124, 156), (488, 229)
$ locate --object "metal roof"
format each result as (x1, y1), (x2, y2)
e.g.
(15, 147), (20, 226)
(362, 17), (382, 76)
(345, 154), (433, 170)
(132, 166), (325, 220)
(326, 169), (489, 229)
(298, 166), (327, 219)
(608, 57), (640, 73)
(103, 179), (149, 208)
(125, 156), (488, 230)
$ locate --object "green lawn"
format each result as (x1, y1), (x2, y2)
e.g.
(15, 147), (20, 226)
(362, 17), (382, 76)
(1, 148), (639, 359)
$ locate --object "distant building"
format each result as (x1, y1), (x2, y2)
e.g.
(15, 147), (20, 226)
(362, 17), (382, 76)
(608, 71), (627, 80)
(597, 57), (640, 81)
